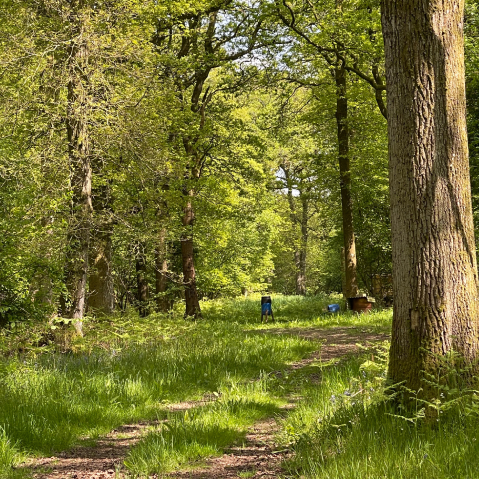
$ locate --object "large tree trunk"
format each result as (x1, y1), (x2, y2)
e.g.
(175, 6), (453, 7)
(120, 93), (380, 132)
(88, 181), (114, 315)
(181, 192), (201, 319)
(62, 6), (92, 336)
(382, 0), (479, 392)
(155, 227), (170, 313)
(335, 64), (359, 300)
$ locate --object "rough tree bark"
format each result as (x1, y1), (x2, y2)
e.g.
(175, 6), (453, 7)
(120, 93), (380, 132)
(88, 180), (114, 315)
(62, 3), (92, 336)
(335, 64), (359, 300)
(135, 241), (149, 318)
(382, 0), (479, 392)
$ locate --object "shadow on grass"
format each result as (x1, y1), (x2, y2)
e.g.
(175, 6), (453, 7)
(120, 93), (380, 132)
(0, 322), (316, 456)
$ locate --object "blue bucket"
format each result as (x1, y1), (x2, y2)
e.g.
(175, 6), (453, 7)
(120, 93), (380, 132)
(327, 304), (340, 313)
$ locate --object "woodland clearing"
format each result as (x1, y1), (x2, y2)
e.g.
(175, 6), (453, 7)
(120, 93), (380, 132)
(2, 296), (479, 479)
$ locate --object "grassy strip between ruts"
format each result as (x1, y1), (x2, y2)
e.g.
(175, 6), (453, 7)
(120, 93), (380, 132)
(123, 373), (284, 475)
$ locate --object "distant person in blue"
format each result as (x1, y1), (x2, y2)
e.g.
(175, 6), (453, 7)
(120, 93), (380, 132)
(261, 296), (274, 322)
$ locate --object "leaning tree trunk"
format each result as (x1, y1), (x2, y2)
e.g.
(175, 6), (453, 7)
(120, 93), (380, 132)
(62, 6), (92, 336)
(382, 0), (479, 393)
(335, 64), (359, 300)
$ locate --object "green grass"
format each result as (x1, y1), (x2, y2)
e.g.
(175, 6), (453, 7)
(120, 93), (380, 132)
(0, 428), (24, 478)
(7, 294), (468, 479)
(280, 343), (479, 479)
(124, 374), (282, 475)
(0, 297), (334, 477)
(202, 293), (392, 331)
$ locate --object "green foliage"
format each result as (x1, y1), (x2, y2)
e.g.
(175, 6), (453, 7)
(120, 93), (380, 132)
(0, 0), (395, 317)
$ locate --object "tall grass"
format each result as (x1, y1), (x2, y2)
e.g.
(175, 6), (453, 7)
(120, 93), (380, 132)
(202, 293), (392, 330)
(201, 293), (338, 324)
(124, 374), (282, 475)
(0, 428), (24, 477)
(280, 344), (479, 479)
(0, 294), (393, 477)
(123, 296), (393, 476)
(0, 311), (318, 475)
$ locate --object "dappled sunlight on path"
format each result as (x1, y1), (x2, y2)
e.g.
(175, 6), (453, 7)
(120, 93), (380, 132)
(165, 417), (286, 479)
(27, 422), (154, 479)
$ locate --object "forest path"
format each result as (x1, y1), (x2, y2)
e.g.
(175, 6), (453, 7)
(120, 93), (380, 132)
(25, 325), (389, 479)
(164, 326), (389, 479)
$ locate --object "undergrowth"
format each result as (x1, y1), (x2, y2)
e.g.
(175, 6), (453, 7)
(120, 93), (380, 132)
(281, 343), (479, 479)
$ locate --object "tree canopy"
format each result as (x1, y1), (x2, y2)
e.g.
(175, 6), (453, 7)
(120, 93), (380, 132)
(0, 1), (478, 377)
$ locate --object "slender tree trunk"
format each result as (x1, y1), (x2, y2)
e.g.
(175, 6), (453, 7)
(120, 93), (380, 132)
(382, 0), (479, 393)
(294, 250), (301, 292)
(181, 190), (201, 319)
(296, 194), (308, 295)
(62, 6), (92, 336)
(155, 227), (170, 313)
(88, 181), (114, 315)
(135, 241), (149, 318)
(284, 166), (308, 296)
(335, 64), (359, 300)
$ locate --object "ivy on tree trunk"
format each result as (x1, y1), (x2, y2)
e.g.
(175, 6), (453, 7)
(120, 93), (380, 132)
(62, 3), (93, 336)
